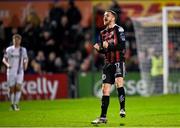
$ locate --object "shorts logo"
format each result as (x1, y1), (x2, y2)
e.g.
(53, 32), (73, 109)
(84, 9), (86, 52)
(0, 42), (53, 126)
(102, 74), (106, 80)
(115, 62), (121, 74)
(120, 95), (124, 102)
(116, 67), (121, 74)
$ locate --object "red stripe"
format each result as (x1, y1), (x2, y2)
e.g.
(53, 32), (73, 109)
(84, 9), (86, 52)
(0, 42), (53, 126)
(114, 29), (118, 45)
(108, 52), (110, 63)
(116, 51), (120, 61)
(105, 53), (108, 63)
(111, 51), (114, 63)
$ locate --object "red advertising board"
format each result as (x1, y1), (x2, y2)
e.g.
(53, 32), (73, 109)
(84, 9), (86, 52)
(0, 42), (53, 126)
(0, 74), (68, 101)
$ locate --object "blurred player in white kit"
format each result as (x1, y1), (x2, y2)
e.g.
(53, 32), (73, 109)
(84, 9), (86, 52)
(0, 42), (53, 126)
(2, 34), (28, 111)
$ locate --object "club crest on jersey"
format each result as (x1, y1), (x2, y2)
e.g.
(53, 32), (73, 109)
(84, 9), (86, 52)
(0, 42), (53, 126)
(118, 27), (124, 32)
(102, 74), (106, 80)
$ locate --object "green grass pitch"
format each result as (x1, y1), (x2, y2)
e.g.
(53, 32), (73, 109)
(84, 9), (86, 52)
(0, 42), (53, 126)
(0, 94), (180, 127)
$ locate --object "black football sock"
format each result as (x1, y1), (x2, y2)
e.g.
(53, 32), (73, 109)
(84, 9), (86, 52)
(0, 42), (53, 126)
(100, 96), (109, 118)
(117, 87), (125, 110)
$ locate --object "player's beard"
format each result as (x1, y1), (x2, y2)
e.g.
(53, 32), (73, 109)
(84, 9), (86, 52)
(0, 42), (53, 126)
(104, 20), (110, 27)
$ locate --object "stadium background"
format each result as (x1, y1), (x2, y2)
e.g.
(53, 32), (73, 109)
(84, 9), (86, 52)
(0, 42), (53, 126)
(0, 0), (180, 100)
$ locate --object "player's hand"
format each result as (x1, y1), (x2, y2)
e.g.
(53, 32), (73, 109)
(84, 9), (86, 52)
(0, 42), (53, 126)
(7, 64), (11, 69)
(94, 43), (100, 51)
(23, 59), (28, 71)
(103, 41), (108, 48)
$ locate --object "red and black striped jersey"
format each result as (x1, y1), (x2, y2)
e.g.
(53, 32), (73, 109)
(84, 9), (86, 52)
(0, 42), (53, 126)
(98, 24), (126, 63)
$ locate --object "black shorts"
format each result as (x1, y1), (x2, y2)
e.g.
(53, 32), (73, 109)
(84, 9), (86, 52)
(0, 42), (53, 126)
(102, 62), (126, 84)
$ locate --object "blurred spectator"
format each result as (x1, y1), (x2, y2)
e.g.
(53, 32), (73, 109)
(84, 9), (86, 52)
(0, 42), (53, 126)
(0, 20), (5, 53)
(67, 57), (77, 72)
(22, 3), (39, 26)
(28, 59), (42, 74)
(22, 3), (33, 20)
(66, 0), (82, 27)
(67, 55), (78, 98)
(124, 17), (138, 71)
(35, 51), (46, 72)
(4, 27), (19, 47)
(41, 30), (56, 54)
(22, 22), (40, 51)
(54, 57), (63, 72)
(49, 2), (64, 26)
(109, 0), (122, 14)
(81, 57), (91, 72)
(55, 15), (70, 47)
(20, 3), (41, 52)
(79, 31), (94, 72)
(109, 0), (122, 26)
(0, 65), (6, 74)
(45, 52), (57, 73)
(95, 3), (104, 29)
(41, 15), (56, 32)
(69, 24), (84, 53)
(25, 11), (41, 27)
(174, 50), (180, 69)
(150, 52), (163, 94)
(124, 17), (135, 45)
(0, 21), (5, 40)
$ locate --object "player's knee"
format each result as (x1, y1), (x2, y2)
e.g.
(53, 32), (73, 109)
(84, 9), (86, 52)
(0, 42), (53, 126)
(15, 84), (21, 91)
(102, 84), (111, 95)
(102, 89), (110, 95)
(115, 77), (124, 88)
(10, 86), (15, 93)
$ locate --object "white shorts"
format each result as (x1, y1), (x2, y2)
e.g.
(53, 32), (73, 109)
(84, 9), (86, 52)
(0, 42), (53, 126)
(7, 73), (24, 87)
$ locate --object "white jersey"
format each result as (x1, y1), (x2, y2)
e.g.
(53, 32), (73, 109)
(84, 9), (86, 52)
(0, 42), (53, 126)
(4, 45), (28, 75)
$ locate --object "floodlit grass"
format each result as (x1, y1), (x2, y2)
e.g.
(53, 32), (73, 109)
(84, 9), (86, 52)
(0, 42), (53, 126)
(0, 94), (180, 127)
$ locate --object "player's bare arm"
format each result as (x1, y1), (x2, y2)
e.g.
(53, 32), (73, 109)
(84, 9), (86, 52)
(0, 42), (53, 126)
(93, 43), (100, 51)
(2, 57), (11, 68)
(103, 41), (109, 48)
(23, 59), (28, 71)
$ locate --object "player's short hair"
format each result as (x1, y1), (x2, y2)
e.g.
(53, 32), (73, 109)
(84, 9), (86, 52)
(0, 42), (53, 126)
(13, 34), (22, 40)
(105, 10), (117, 21)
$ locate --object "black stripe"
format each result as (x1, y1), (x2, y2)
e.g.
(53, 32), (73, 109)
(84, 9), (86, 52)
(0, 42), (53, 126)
(17, 47), (22, 74)
(115, 26), (125, 62)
